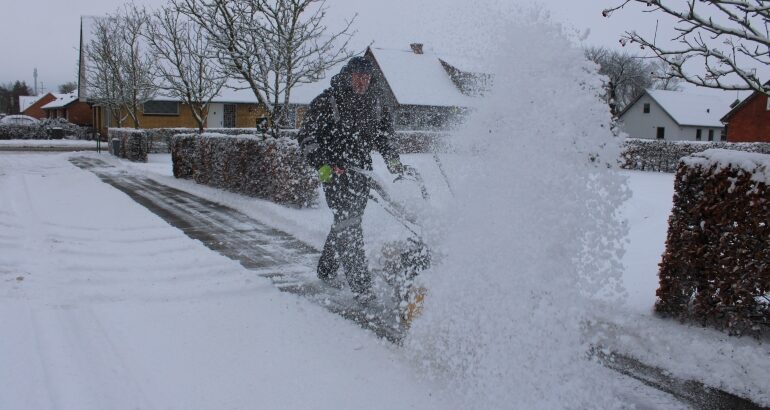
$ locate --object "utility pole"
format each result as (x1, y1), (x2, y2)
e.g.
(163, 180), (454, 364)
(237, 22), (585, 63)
(33, 68), (38, 95)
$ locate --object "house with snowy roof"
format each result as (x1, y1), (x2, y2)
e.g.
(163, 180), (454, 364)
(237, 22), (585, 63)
(42, 92), (93, 126)
(720, 90), (770, 143)
(79, 12), (477, 135)
(21, 93), (56, 120)
(363, 44), (480, 130)
(618, 89), (734, 142)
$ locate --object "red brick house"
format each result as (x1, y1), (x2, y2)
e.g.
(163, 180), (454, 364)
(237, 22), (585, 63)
(42, 93), (93, 126)
(21, 93), (56, 119)
(721, 91), (770, 143)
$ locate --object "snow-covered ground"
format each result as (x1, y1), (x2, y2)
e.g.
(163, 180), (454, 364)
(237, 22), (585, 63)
(2, 151), (767, 409)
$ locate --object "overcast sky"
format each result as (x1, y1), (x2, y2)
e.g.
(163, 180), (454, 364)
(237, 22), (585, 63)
(0, 0), (663, 94)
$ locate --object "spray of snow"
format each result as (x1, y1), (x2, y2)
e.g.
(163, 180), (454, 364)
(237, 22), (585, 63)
(404, 5), (630, 409)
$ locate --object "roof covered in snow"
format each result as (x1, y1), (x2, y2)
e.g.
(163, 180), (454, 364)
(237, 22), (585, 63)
(20, 95), (47, 112)
(151, 72), (339, 106)
(42, 93), (79, 109)
(368, 47), (473, 108)
(628, 89), (734, 127)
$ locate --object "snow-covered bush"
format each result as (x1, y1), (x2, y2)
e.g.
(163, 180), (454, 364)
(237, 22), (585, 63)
(658, 149), (770, 336)
(109, 128), (149, 162)
(170, 133), (318, 208)
(404, 6), (630, 409)
(0, 118), (90, 140)
(621, 138), (770, 173)
(39, 118), (92, 139)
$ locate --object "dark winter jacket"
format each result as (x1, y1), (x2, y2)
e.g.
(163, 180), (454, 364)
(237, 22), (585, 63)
(298, 65), (399, 170)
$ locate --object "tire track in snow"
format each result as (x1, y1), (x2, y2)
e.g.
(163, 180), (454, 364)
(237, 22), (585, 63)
(30, 306), (156, 410)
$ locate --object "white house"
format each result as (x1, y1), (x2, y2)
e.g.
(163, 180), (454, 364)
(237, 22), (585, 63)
(618, 89), (735, 142)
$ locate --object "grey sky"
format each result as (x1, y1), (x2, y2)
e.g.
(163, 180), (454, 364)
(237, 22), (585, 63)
(0, 0), (658, 93)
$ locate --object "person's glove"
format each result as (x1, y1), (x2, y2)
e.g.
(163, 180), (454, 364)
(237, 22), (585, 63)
(318, 164), (345, 183)
(386, 158), (405, 175)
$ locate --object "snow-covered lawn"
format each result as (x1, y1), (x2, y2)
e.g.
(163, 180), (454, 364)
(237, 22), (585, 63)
(1, 152), (767, 408)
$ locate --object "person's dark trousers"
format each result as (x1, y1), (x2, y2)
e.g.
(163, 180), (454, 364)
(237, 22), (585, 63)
(317, 171), (371, 294)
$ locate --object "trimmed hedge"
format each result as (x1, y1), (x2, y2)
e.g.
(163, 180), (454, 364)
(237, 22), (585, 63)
(110, 127), (297, 154)
(657, 149), (770, 336)
(110, 127), (447, 155)
(621, 139), (770, 173)
(170, 133), (318, 208)
(109, 129), (149, 162)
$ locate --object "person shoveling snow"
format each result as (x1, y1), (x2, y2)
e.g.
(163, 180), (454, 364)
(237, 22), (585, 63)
(298, 56), (428, 321)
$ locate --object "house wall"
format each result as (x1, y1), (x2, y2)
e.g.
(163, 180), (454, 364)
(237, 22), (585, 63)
(46, 102), (93, 126)
(235, 104), (268, 128)
(22, 94), (56, 119)
(620, 94), (680, 140)
(725, 93), (770, 143)
(619, 94), (724, 141)
(94, 102), (269, 136)
(679, 125), (725, 142)
(66, 102), (93, 126)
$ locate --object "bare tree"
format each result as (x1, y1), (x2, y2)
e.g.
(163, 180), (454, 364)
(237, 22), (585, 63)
(172, 0), (355, 133)
(86, 8), (158, 129)
(119, 5), (159, 128)
(604, 0), (770, 95)
(144, 4), (227, 132)
(86, 15), (128, 127)
(58, 82), (78, 94)
(585, 46), (654, 116)
(649, 58), (683, 91)
(259, 0), (356, 127)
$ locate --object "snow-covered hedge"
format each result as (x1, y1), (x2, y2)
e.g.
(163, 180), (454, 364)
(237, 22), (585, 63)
(109, 127), (445, 155)
(109, 129), (149, 162)
(621, 139), (770, 173)
(108, 127), (290, 154)
(170, 133), (318, 207)
(0, 118), (91, 140)
(657, 149), (770, 336)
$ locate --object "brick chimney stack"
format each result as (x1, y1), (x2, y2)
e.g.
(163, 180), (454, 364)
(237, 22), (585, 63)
(410, 43), (424, 55)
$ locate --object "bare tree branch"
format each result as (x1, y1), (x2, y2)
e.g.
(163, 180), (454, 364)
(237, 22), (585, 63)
(172, 0), (355, 133)
(144, 4), (227, 132)
(604, 0), (770, 95)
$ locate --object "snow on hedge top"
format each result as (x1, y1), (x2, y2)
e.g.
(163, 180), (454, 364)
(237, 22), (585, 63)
(683, 148), (770, 184)
(42, 93), (78, 109)
(647, 89), (734, 128)
(369, 47), (474, 107)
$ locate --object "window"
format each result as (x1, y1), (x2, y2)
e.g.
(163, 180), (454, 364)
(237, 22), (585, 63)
(656, 127), (665, 140)
(696, 129), (702, 141)
(143, 101), (179, 116)
(708, 129), (714, 141)
(643, 103), (651, 114)
(223, 104), (236, 128)
(721, 131), (727, 141)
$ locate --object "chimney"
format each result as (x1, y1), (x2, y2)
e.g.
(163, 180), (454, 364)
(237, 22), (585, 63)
(410, 43), (424, 55)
